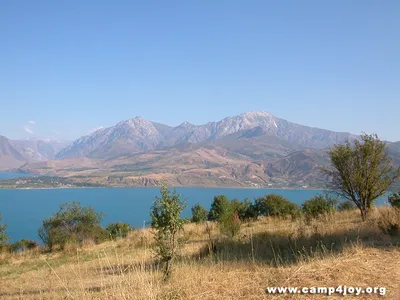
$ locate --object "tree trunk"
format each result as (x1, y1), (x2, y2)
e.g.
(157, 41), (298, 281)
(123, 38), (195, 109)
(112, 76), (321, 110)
(360, 208), (368, 222)
(163, 258), (172, 281)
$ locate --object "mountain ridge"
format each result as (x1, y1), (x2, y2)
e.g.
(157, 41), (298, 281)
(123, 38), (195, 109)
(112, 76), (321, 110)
(1, 111), (399, 188)
(54, 111), (358, 160)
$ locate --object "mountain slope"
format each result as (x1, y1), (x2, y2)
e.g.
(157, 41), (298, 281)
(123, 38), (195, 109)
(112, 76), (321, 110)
(56, 111), (358, 160)
(56, 117), (162, 159)
(0, 136), (27, 170)
(10, 138), (70, 161)
(156, 121), (197, 148)
(177, 111), (357, 149)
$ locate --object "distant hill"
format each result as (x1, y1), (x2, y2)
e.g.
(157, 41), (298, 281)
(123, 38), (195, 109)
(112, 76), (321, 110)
(0, 136), (70, 170)
(10, 138), (70, 161)
(0, 136), (26, 170)
(388, 141), (400, 165)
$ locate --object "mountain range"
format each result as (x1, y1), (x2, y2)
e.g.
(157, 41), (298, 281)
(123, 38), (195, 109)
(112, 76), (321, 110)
(56, 111), (358, 159)
(0, 137), (70, 169)
(1, 111), (399, 188)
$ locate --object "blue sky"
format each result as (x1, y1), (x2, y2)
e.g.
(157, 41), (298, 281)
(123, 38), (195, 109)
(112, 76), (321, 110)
(1, 1), (399, 141)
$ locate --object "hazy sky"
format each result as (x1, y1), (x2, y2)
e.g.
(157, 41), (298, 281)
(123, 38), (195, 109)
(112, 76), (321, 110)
(1, 1), (399, 141)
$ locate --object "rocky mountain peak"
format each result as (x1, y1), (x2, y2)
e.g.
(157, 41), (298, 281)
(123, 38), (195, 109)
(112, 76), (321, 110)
(178, 121), (194, 128)
(239, 111), (275, 119)
(52, 111), (359, 160)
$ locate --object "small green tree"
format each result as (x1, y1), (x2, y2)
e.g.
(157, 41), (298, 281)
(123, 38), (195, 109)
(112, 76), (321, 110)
(0, 213), (8, 247)
(150, 185), (186, 281)
(38, 202), (105, 251)
(302, 195), (337, 221)
(106, 222), (131, 239)
(208, 195), (230, 221)
(324, 134), (400, 221)
(191, 203), (208, 223)
(388, 192), (400, 208)
(338, 200), (356, 211)
(254, 194), (299, 218)
(219, 202), (241, 238)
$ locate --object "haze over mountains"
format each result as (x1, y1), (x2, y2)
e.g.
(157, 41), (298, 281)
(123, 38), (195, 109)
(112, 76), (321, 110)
(1, 111), (399, 188)
(0, 137), (70, 169)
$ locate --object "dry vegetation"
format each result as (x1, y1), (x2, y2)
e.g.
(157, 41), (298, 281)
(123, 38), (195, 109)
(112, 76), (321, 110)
(15, 146), (317, 188)
(1, 207), (399, 299)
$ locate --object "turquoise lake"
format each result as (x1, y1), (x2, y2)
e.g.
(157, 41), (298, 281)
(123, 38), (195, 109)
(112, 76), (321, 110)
(0, 172), (388, 243)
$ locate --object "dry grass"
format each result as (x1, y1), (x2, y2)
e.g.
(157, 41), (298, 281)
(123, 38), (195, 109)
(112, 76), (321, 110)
(1, 207), (399, 299)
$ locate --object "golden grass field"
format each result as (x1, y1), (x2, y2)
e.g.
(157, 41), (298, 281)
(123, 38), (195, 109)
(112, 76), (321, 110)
(1, 207), (399, 299)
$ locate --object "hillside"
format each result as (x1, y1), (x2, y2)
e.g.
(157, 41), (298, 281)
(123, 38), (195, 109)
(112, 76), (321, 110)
(0, 136), (26, 170)
(14, 140), (400, 189)
(1, 208), (399, 299)
(15, 145), (333, 188)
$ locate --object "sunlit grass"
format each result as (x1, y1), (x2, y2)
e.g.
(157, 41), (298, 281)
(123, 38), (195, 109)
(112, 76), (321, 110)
(0, 207), (399, 299)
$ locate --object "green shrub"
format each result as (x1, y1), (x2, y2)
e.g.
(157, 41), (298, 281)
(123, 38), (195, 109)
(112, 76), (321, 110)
(388, 192), (400, 208)
(338, 200), (356, 211)
(376, 207), (400, 237)
(191, 203), (208, 223)
(10, 239), (40, 253)
(241, 199), (259, 220)
(254, 194), (300, 218)
(182, 218), (192, 224)
(106, 222), (131, 239)
(378, 220), (400, 237)
(208, 195), (230, 221)
(302, 195), (337, 221)
(38, 201), (106, 251)
(230, 198), (252, 220)
(0, 213), (8, 247)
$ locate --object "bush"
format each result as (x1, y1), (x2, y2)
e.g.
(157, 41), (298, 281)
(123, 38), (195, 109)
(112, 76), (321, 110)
(302, 195), (337, 221)
(106, 222), (131, 239)
(377, 207), (400, 237)
(243, 200), (259, 220)
(182, 218), (192, 224)
(38, 201), (106, 251)
(338, 200), (356, 211)
(0, 213), (8, 247)
(10, 239), (40, 253)
(208, 195), (230, 221)
(388, 192), (400, 208)
(191, 203), (208, 223)
(253, 194), (300, 218)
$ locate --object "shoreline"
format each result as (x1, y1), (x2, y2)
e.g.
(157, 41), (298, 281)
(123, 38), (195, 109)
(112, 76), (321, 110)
(0, 185), (327, 191)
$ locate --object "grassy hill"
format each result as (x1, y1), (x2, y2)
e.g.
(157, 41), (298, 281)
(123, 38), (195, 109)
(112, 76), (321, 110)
(1, 208), (399, 299)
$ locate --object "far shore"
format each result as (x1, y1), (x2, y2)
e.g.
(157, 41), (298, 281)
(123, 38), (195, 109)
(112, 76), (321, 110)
(0, 185), (327, 191)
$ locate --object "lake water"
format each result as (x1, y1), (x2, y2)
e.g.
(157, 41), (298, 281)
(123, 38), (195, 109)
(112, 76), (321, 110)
(0, 171), (33, 180)
(0, 172), (388, 243)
